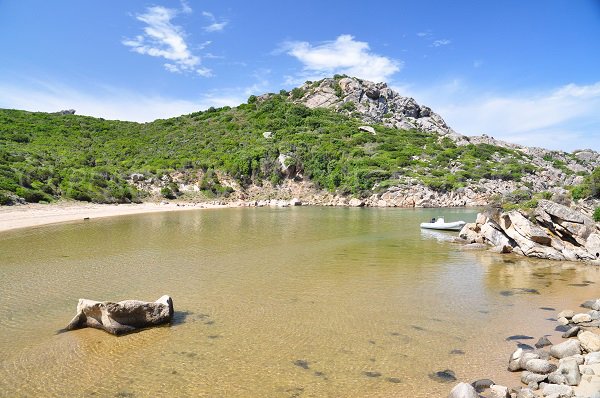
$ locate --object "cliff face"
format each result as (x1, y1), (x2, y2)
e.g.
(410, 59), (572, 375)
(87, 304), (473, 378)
(294, 77), (459, 139)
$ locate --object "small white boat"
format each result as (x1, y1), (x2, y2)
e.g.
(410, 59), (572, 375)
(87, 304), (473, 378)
(420, 217), (466, 231)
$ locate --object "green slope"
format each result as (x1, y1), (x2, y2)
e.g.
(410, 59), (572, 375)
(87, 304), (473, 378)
(0, 93), (540, 204)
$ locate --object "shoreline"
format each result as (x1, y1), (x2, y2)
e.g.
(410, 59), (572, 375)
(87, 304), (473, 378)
(0, 201), (235, 233)
(0, 199), (481, 234)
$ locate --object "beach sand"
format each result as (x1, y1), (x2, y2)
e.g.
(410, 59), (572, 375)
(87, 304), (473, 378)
(0, 201), (229, 233)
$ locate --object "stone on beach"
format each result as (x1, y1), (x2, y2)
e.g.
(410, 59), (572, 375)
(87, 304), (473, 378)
(572, 313), (592, 324)
(555, 358), (581, 386)
(447, 382), (479, 398)
(489, 384), (510, 398)
(557, 310), (574, 319)
(541, 383), (574, 397)
(66, 295), (174, 335)
(550, 339), (581, 359)
(578, 331), (600, 353)
(562, 326), (580, 338)
(524, 358), (556, 374)
(536, 336), (553, 348)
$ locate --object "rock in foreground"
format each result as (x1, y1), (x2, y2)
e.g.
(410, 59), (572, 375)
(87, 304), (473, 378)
(66, 295), (174, 335)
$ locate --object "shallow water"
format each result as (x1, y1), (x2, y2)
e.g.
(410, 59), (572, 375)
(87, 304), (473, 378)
(0, 207), (599, 397)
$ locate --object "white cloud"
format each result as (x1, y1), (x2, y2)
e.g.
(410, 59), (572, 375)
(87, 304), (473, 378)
(202, 11), (228, 32)
(0, 80), (245, 122)
(180, 0), (192, 14)
(123, 5), (211, 76)
(432, 39), (451, 47)
(403, 80), (600, 151)
(283, 34), (402, 83)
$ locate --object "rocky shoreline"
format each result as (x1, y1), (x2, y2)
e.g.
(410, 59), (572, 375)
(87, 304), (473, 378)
(448, 298), (600, 398)
(458, 199), (600, 264)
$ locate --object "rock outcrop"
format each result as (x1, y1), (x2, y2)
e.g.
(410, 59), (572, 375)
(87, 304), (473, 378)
(459, 200), (600, 262)
(294, 77), (461, 140)
(65, 295), (174, 335)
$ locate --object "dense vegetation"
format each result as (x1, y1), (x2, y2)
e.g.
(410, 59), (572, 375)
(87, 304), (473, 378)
(0, 93), (554, 204)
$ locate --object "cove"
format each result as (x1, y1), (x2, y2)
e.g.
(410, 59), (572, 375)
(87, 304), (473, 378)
(1, 207), (599, 397)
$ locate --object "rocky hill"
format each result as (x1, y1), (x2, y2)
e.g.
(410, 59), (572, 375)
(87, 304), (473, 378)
(0, 75), (599, 207)
(284, 76), (600, 206)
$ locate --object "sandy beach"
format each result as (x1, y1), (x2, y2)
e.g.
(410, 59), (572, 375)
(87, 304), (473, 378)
(0, 201), (230, 233)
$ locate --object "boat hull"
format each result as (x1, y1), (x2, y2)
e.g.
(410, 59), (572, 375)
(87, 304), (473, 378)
(419, 221), (465, 231)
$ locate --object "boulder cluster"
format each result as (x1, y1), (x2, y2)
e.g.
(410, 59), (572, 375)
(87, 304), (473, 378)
(460, 200), (600, 263)
(449, 299), (600, 398)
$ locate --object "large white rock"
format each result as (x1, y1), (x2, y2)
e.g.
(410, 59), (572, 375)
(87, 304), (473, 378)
(550, 339), (581, 359)
(489, 384), (510, 398)
(579, 331), (600, 352)
(66, 295), (174, 335)
(572, 313), (592, 324)
(348, 198), (364, 207)
(556, 358), (581, 386)
(448, 382), (479, 398)
(525, 358), (556, 374)
(541, 383), (574, 397)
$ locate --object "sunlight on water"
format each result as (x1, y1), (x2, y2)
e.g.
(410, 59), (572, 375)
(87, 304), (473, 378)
(1, 207), (599, 397)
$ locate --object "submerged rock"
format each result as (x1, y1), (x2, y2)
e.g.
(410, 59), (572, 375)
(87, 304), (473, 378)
(65, 295), (174, 335)
(429, 369), (457, 383)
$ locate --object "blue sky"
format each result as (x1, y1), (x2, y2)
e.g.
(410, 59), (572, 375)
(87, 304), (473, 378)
(1, 0), (599, 151)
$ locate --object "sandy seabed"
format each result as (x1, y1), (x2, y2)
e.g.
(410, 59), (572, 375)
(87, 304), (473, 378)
(0, 201), (232, 233)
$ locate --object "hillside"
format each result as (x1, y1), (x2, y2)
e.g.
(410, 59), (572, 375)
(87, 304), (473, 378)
(0, 76), (599, 206)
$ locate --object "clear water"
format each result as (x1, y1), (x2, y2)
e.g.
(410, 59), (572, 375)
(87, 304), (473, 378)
(1, 207), (599, 397)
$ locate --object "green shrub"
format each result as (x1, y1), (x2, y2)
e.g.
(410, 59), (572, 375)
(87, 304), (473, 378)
(340, 101), (356, 112)
(0, 191), (13, 205)
(15, 187), (51, 203)
(160, 187), (176, 199)
(594, 207), (600, 222)
(333, 82), (343, 98)
(290, 88), (305, 99)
